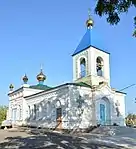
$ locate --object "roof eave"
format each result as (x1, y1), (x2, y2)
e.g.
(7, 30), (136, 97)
(72, 45), (110, 57)
(91, 45), (110, 55)
(72, 45), (91, 57)
(24, 82), (91, 99)
(115, 90), (127, 95)
(8, 87), (23, 96)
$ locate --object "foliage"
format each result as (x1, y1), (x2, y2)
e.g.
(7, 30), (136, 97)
(125, 113), (136, 126)
(95, 0), (136, 37)
(0, 106), (8, 125)
(133, 16), (136, 37)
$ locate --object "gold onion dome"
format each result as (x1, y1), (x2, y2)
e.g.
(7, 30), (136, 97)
(22, 74), (28, 83)
(9, 84), (14, 89)
(86, 8), (94, 28)
(37, 70), (46, 81)
(86, 18), (94, 28)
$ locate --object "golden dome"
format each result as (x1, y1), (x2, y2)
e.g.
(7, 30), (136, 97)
(86, 18), (94, 28)
(37, 70), (46, 81)
(22, 74), (28, 83)
(86, 8), (94, 28)
(9, 84), (14, 89)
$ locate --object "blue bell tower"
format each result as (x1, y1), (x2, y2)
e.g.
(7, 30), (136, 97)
(72, 9), (110, 86)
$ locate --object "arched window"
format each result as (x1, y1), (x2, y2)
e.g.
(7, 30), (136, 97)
(34, 104), (36, 120)
(28, 105), (31, 117)
(96, 57), (103, 76)
(47, 101), (51, 116)
(18, 105), (22, 120)
(80, 57), (86, 78)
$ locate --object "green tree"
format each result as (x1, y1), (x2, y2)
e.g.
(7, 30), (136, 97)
(0, 106), (8, 125)
(95, 0), (136, 37)
(125, 113), (136, 126)
(127, 113), (133, 119)
(132, 114), (136, 120)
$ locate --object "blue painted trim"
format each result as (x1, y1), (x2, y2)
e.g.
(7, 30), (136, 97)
(100, 104), (106, 125)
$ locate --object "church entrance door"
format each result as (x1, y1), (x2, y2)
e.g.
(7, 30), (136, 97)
(100, 104), (106, 125)
(98, 97), (111, 125)
(56, 108), (62, 130)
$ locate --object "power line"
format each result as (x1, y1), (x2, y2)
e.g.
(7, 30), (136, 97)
(119, 84), (136, 92)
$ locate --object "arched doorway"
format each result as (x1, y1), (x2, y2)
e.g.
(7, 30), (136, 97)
(97, 97), (111, 125)
(55, 100), (62, 130)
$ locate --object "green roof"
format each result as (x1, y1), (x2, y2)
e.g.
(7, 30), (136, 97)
(28, 82), (90, 95)
(74, 82), (91, 88)
(25, 82), (91, 98)
(29, 82), (91, 91)
(29, 84), (52, 90)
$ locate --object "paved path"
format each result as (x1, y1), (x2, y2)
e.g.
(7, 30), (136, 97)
(0, 128), (135, 149)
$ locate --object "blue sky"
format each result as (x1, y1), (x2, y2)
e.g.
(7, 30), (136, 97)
(0, 0), (135, 114)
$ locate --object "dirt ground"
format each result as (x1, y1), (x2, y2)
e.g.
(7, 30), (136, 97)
(0, 128), (135, 149)
(0, 129), (30, 142)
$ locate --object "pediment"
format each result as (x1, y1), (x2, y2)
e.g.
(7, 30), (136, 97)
(94, 82), (115, 97)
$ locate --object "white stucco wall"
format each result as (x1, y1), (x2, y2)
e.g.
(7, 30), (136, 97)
(8, 83), (126, 129)
(23, 87), (43, 97)
(68, 85), (92, 129)
(113, 92), (126, 126)
(90, 47), (110, 85)
(7, 87), (44, 125)
(23, 84), (93, 129)
(8, 88), (23, 122)
(25, 85), (70, 128)
(73, 50), (89, 81)
(73, 46), (110, 86)
(67, 84), (126, 129)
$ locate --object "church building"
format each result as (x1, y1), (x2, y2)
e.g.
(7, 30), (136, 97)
(6, 12), (126, 130)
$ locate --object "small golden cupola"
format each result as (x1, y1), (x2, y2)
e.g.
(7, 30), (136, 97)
(37, 66), (46, 85)
(86, 8), (94, 28)
(9, 84), (14, 91)
(22, 74), (28, 84)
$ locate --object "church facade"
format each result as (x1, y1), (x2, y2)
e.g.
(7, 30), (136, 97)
(6, 14), (126, 130)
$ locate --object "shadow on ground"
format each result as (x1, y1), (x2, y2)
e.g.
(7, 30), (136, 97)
(0, 131), (126, 149)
